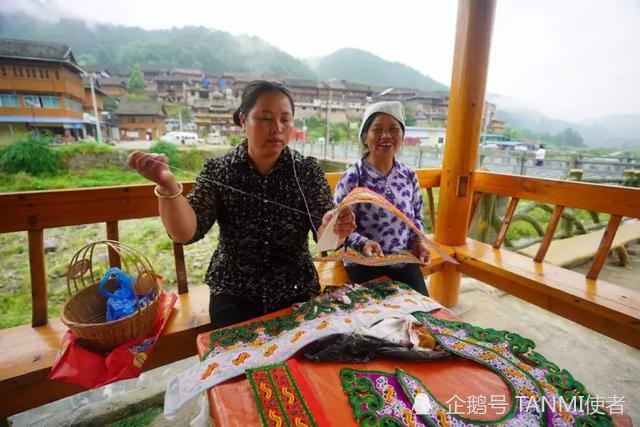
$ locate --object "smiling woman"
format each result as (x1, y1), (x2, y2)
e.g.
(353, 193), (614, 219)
(334, 101), (431, 295)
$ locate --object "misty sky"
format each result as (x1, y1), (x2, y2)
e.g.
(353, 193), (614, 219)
(4, 0), (640, 122)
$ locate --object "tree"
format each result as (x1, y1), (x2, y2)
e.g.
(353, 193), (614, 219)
(553, 128), (585, 148)
(127, 64), (145, 95)
(103, 96), (118, 112)
(501, 127), (519, 141)
(403, 103), (417, 126)
(164, 104), (193, 123)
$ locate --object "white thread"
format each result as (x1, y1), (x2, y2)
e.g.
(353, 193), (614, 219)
(144, 154), (323, 220)
(290, 148), (320, 237)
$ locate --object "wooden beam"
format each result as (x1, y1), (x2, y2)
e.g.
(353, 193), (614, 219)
(173, 242), (189, 294)
(534, 205), (564, 263)
(28, 229), (47, 327)
(415, 169), (442, 189)
(105, 221), (121, 269)
(0, 183), (193, 233)
(492, 197), (519, 249)
(474, 172), (640, 219)
(468, 192), (484, 230)
(426, 188), (437, 231)
(324, 172), (342, 193)
(430, 0), (496, 308)
(586, 215), (623, 280)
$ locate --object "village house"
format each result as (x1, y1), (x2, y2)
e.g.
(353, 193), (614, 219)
(148, 76), (189, 104)
(98, 77), (128, 99)
(115, 101), (165, 141)
(0, 38), (94, 141)
(170, 68), (205, 81)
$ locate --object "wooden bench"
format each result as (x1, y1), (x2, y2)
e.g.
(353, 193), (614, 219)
(0, 254), (448, 418)
(517, 220), (640, 267)
(457, 234), (640, 350)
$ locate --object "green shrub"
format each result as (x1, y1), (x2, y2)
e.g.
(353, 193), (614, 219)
(57, 141), (116, 156)
(0, 133), (59, 175)
(228, 135), (243, 147)
(179, 147), (205, 172)
(148, 140), (179, 168)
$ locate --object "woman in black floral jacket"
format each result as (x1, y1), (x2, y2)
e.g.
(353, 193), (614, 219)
(128, 81), (355, 328)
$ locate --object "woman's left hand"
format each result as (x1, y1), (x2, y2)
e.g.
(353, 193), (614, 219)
(318, 207), (356, 242)
(410, 240), (431, 263)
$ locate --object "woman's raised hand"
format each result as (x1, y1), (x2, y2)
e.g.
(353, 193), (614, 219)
(318, 206), (356, 242)
(410, 240), (431, 263)
(127, 151), (177, 190)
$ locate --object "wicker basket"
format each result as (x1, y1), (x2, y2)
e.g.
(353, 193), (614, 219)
(61, 240), (161, 352)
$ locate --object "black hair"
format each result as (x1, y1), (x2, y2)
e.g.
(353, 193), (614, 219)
(232, 80), (295, 126)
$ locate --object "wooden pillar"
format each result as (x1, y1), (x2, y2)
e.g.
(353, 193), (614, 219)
(430, 0), (496, 307)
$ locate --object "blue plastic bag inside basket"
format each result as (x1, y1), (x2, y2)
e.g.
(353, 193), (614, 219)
(99, 267), (139, 322)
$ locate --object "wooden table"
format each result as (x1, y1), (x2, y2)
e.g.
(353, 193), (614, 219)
(195, 306), (633, 426)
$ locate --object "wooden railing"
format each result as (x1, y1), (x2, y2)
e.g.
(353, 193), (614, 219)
(1, 168), (639, 418)
(0, 170), (442, 328)
(469, 171), (640, 280)
(1, 169), (638, 328)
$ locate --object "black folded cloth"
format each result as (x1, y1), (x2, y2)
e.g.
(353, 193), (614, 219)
(302, 333), (451, 364)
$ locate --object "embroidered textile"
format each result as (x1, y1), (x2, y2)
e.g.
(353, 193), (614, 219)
(163, 281), (442, 419)
(247, 361), (328, 427)
(340, 313), (614, 426)
(314, 246), (426, 267)
(316, 187), (457, 265)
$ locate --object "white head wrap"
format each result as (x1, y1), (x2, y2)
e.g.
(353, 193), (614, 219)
(359, 101), (406, 142)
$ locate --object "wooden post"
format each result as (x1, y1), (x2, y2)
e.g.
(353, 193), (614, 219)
(430, 0), (496, 307)
(173, 242), (189, 294)
(106, 221), (121, 269)
(28, 229), (48, 326)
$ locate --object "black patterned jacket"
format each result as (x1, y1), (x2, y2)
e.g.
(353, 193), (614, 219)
(186, 141), (334, 313)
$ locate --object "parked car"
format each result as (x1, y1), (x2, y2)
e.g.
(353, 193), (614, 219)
(160, 132), (203, 145)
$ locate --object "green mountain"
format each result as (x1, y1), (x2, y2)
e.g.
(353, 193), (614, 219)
(0, 12), (316, 78)
(309, 48), (448, 92)
(0, 11), (449, 92)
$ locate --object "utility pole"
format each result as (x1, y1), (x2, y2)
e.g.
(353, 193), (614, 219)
(89, 74), (103, 143)
(179, 108), (183, 132)
(324, 85), (331, 159)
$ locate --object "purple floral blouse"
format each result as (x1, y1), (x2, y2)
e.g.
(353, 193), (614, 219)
(334, 157), (424, 254)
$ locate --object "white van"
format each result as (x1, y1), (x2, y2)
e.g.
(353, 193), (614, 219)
(160, 132), (202, 145)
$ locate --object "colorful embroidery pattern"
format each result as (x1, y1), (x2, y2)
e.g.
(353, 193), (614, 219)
(314, 246), (426, 267)
(412, 312), (614, 426)
(340, 314), (614, 426)
(248, 363), (318, 427)
(163, 281), (443, 419)
(316, 187), (457, 265)
(205, 280), (412, 358)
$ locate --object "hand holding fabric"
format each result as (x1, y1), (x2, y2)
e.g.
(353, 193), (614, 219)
(363, 240), (384, 257)
(318, 206), (355, 245)
(410, 240), (431, 263)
